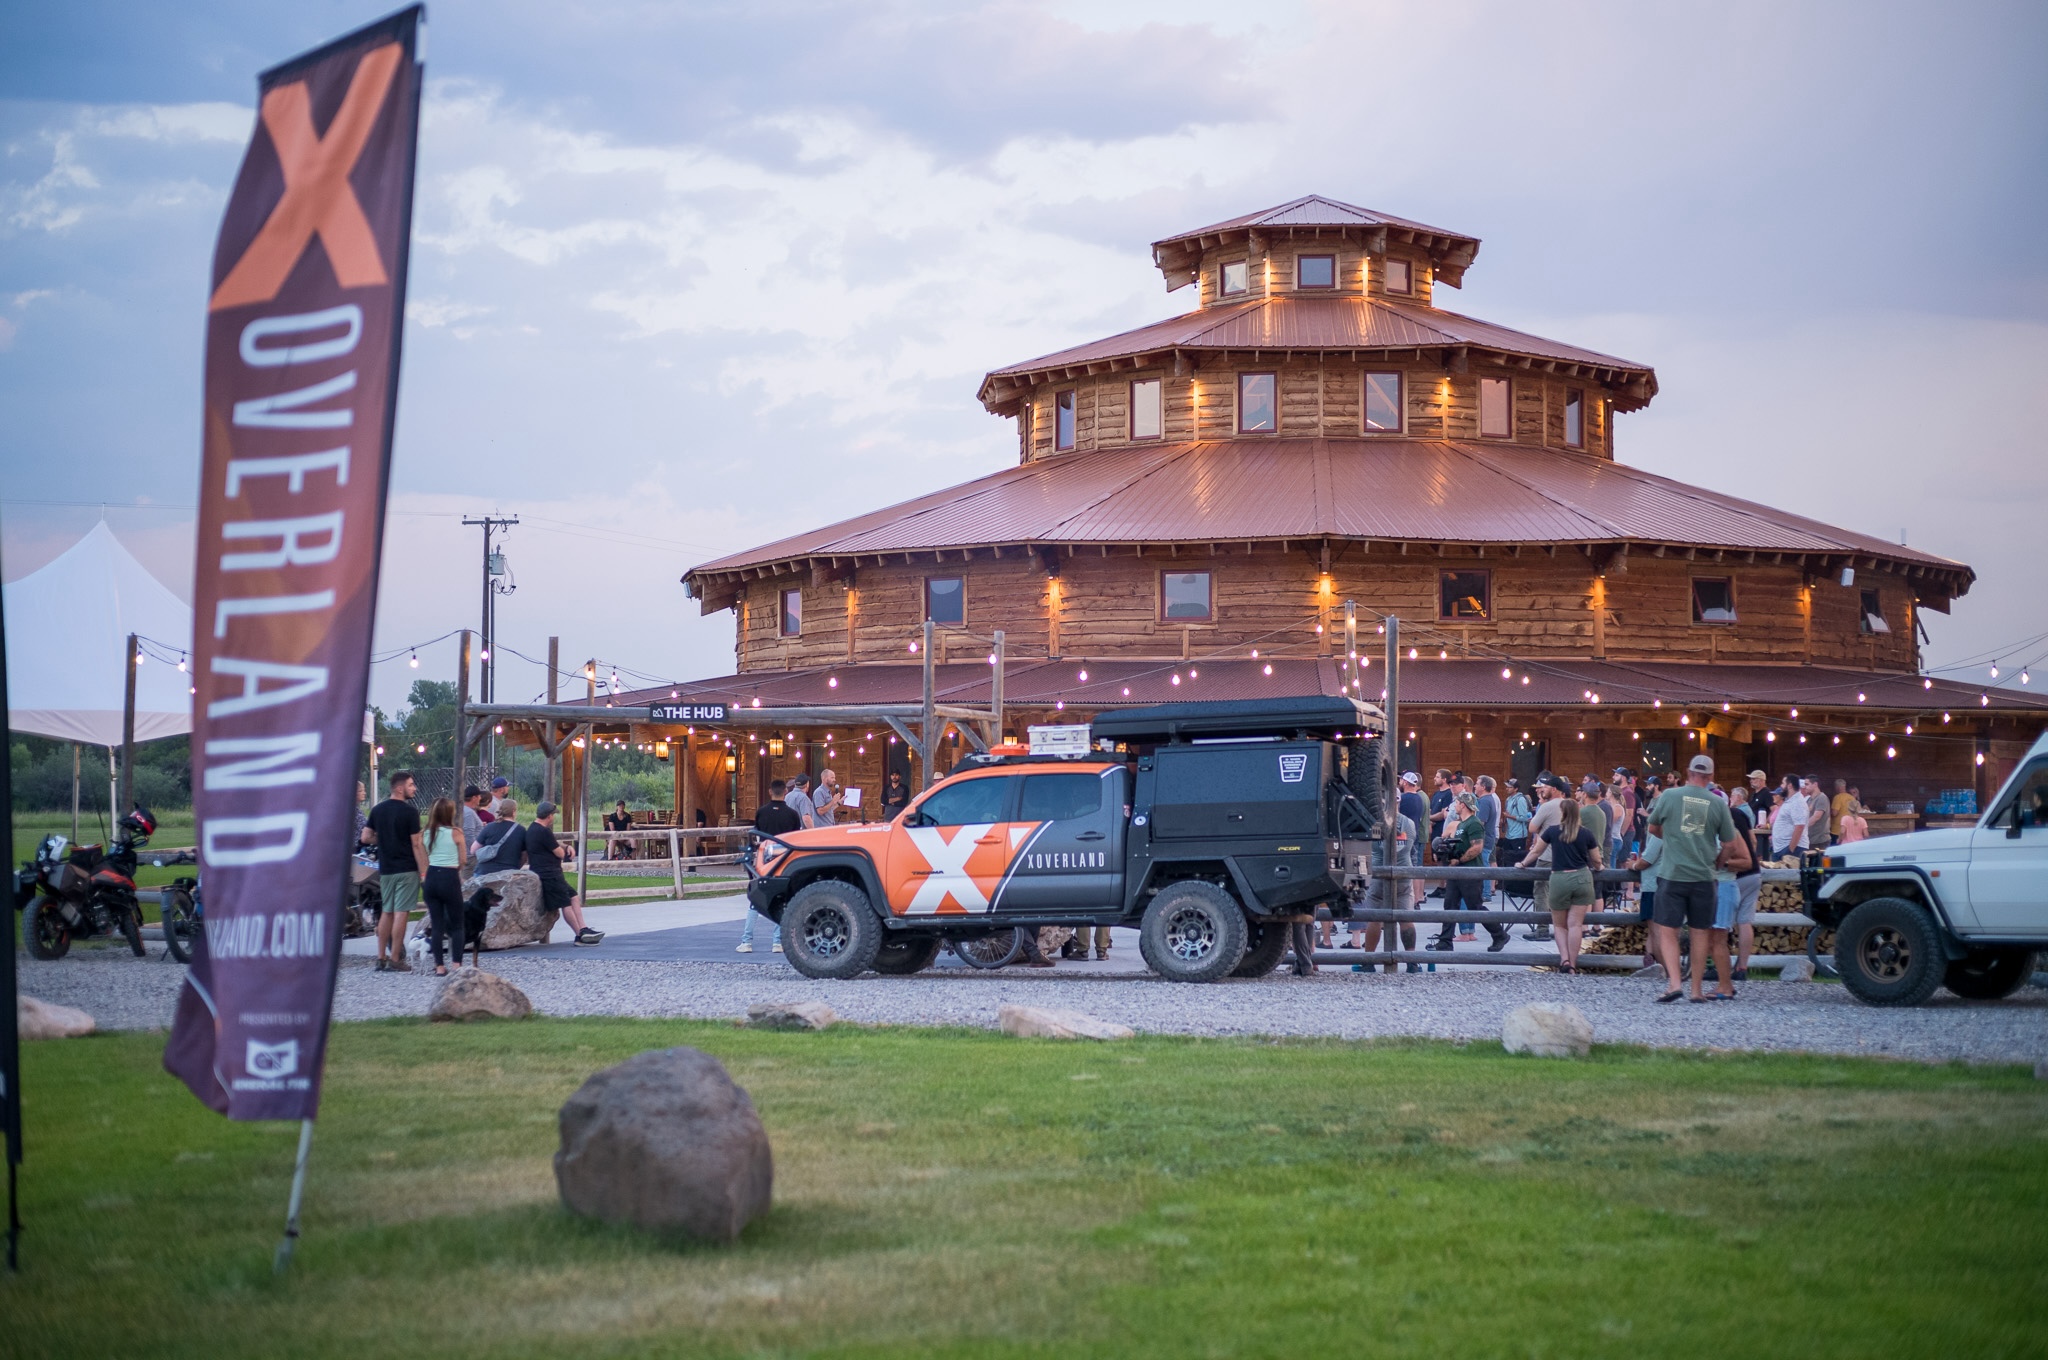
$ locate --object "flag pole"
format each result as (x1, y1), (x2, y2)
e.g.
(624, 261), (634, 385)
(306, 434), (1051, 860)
(273, 1117), (316, 1274)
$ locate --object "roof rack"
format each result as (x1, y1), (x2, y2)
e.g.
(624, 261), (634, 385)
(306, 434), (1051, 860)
(1091, 696), (1385, 744)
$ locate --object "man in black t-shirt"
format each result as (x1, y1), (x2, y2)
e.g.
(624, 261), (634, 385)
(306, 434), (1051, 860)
(753, 780), (803, 837)
(528, 801), (602, 945)
(363, 771), (426, 972)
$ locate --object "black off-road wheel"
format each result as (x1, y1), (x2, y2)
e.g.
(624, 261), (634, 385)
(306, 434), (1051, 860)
(872, 933), (943, 976)
(950, 928), (1027, 969)
(780, 880), (884, 980)
(120, 905), (145, 957)
(1139, 881), (1248, 983)
(1834, 897), (1945, 1007)
(1230, 920), (1291, 978)
(24, 899), (71, 961)
(1943, 947), (2037, 1001)
(1344, 736), (1387, 833)
(162, 887), (201, 964)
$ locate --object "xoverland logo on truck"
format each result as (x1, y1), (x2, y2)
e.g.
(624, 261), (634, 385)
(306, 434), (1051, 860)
(1277, 753), (1308, 783)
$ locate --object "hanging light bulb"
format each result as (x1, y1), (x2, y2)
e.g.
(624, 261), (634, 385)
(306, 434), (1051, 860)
(1122, 686), (1131, 696)
(1249, 649), (1259, 659)
(1943, 712), (1951, 723)
(2024, 669), (2032, 686)
(1408, 648), (1418, 660)
(1856, 692), (1866, 703)
(1077, 669), (1089, 682)
(1868, 733), (1877, 742)
(1789, 707), (1799, 718)
(584, 662), (595, 679)
(1990, 661), (2000, 679)
(1520, 675), (1530, 685)
(1886, 745), (1897, 758)
(134, 649), (145, 665)
(908, 641), (919, 654)
(1190, 668), (1199, 678)
(1981, 694), (1991, 707)
(409, 649), (419, 668)
(1923, 677), (1933, 690)
(1832, 735), (1841, 745)
(479, 647), (490, 661)
(1679, 714), (1690, 725)
(671, 688), (680, 699)
(828, 676), (839, 688)
(375, 744), (385, 755)
(1590, 693), (1601, 704)
(1721, 702), (1730, 712)
(415, 743), (426, 754)
(1054, 700), (1064, 711)
(1976, 751), (1986, 766)
(177, 654), (187, 672)
(1766, 731), (1776, 742)
(1502, 667), (1512, 679)
(1652, 698), (1662, 709)
(1798, 734), (1807, 744)
(1171, 674), (1182, 686)
(987, 653), (998, 666)
(1262, 663), (1273, 676)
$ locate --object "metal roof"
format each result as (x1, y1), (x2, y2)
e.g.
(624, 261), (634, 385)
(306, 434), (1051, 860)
(1148, 196), (1484, 289)
(684, 438), (1971, 594)
(1153, 195), (1476, 250)
(978, 296), (1655, 412)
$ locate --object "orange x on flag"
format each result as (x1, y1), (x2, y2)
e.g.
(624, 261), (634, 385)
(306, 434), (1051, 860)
(209, 43), (401, 311)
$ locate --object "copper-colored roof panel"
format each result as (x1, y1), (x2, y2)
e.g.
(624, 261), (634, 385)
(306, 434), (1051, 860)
(1153, 195), (1477, 251)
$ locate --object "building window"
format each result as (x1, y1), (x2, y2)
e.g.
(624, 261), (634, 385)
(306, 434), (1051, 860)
(925, 577), (964, 626)
(1296, 254), (1335, 289)
(1479, 378), (1511, 438)
(1384, 258), (1412, 295)
(1161, 570), (1213, 622)
(1220, 260), (1248, 296)
(1238, 372), (1277, 433)
(779, 588), (802, 637)
(1439, 569), (1489, 621)
(1861, 589), (1891, 635)
(1639, 740), (1674, 779)
(1130, 378), (1163, 440)
(1055, 390), (1076, 451)
(1364, 371), (1403, 432)
(1564, 388), (1584, 447)
(1691, 578), (1736, 625)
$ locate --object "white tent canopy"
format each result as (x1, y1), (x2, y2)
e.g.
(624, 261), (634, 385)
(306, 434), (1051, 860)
(5, 522), (194, 745)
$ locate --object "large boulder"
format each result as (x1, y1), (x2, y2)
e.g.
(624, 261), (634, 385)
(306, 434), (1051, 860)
(1501, 1002), (1593, 1059)
(18, 995), (95, 1040)
(1778, 956), (1816, 983)
(464, 869), (559, 950)
(745, 1000), (837, 1031)
(555, 1047), (773, 1243)
(997, 1004), (1134, 1041)
(428, 967), (533, 1021)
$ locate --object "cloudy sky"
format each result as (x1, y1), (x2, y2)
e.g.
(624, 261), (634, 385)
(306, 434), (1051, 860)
(4, 0), (2046, 714)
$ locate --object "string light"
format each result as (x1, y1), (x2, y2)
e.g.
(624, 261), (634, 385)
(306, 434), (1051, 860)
(1886, 745), (1897, 758)
(1923, 678), (1933, 690)
(1122, 687), (1131, 696)
(1170, 674), (1182, 686)
(1832, 735), (1841, 745)
(1190, 668), (1199, 678)
(1502, 667), (1512, 679)
(409, 650), (419, 668)
(1856, 692), (1866, 703)
(1408, 648), (1418, 660)
(176, 654), (187, 673)
(1438, 649), (1448, 660)
(134, 649), (145, 665)
(1798, 734), (1806, 744)
(1976, 752), (1986, 766)
(908, 641), (919, 653)
(1765, 731), (1776, 742)
(479, 648), (490, 661)
(1077, 669), (1089, 682)
(828, 677), (839, 688)
(2024, 669), (2033, 686)
(1943, 712), (1951, 723)
(1789, 707), (1798, 718)
(1652, 698), (1662, 709)
(1990, 661), (2000, 679)
(1262, 663), (1273, 676)
(1521, 675), (1530, 685)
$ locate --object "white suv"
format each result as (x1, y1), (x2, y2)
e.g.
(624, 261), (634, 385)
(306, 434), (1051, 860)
(1809, 729), (2048, 1005)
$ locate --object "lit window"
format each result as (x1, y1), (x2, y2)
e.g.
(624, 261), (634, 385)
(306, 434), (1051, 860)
(1055, 390), (1076, 451)
(1364, 372), (1402, 432)
(1161, 571), (1213, 621)
(1564, 388), (1584, 447)
(1220, 260), (1248, 296)
(1861, 589), (1890, 635)
(1692, 578), (1736, 625)
(925, 577), (964, 626)
(1384, 258), (1412, 295)
(1297, 254), (1335, 289)
(1238, 373), (1276, 433)
(1479, 378), (1510, 438)
(1130, 378), (1162, 440)
(779, 588), (802, 637)
(1440, 570), (1489, 621)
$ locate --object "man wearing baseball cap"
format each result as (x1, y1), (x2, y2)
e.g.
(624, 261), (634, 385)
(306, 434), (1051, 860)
(1397, 773), (1428, 908)
(1644, 753), (1741, 1003)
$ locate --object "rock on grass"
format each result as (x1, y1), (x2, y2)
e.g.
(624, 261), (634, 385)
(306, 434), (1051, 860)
(745, 1000), (837, 1031)
(428, 968), (533, 1021)
(1501, 1001), (1593, 1058)
(18, 995), (95, 1040)
(998, 1004), (1134, 1040)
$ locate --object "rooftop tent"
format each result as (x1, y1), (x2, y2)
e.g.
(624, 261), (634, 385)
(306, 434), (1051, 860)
(3, 522), (194, 745)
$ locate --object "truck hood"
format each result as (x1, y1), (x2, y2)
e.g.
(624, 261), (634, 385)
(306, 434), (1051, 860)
(1833, 827), (1974, 865)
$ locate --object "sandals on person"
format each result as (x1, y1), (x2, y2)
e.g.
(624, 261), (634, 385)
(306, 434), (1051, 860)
(1654, 989), (1684, 1004)
(1710, 990), (1736, 1001)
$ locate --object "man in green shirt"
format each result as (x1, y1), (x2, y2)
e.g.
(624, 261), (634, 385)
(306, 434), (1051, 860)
(1644, 754), (1739, 1003)
(1430, 791), (1507, 952)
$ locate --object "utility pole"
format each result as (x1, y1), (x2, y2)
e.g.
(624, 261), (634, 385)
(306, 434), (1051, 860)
(544, 635), (559, 805)
(461, 514), (518, 769)
(118, 633), (138, 816)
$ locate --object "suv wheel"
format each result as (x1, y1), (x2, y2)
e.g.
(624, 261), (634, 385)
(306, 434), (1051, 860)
(1943, 947), (2037, 1001)
(1230, 920), (1291, 978)
(871, 933), (943, 976)
(781, 880), (884, 980)
(1140, 882), (1247, 983)
(1835, 897), (1945, 1007)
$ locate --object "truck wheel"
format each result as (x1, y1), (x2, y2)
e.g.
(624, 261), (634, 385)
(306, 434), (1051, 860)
(1943, 948), (2037, 1001)
(24, 899), (71, 961)
(1230, 921), (1291, 978)
(872, 934), (943, 976)
(1140, 882), (1247, 983)
(1344, 737), (1386, 831)
(781, 880), (883, 980)
(1834, 897), (1945, 1007)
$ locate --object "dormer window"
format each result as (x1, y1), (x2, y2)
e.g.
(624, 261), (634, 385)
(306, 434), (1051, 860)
(1564, 389), (1585, 447)
(1479, 378), (1511, 439)
(1055, 390), (1076, 451)
(1364, 372), (1403, 432)
(1220, 260), (1248, 297)
(1384, 258), (1412, 296)
(1861, 590), (1890, 635)
(1130, 378), (1162, 440)
(1238, 373), (1277, 433)
(1296, 254), (1335, 289)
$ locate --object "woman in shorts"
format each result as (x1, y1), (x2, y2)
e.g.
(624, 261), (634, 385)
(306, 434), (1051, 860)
(1519, 796), (1602, 973)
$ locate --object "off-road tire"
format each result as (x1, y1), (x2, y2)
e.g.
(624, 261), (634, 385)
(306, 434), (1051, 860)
(24, 899), (71, 961)
(950, 928), (1027, 969)
(1943, 947), (2037, 1001)
(1139, 881), (1248, 983)
(1835, 897), (1945, 1007)
(1230, 920), (1291, 977)
(120, 906), (145, 957)
(1344, 736), (1387, 833)
(161, 887), (200, 964)
(872, 933), (943, 976)
(780, 880), (884, 980)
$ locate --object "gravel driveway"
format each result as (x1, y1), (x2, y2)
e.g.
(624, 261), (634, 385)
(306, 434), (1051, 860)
(20, 947), (2048, 1066)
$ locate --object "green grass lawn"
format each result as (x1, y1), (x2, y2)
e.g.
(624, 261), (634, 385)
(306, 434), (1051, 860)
(4, 1022), (2044, 1358)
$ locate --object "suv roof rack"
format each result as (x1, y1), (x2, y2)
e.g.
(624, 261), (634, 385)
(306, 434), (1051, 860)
(1090, 695), (1386, 744)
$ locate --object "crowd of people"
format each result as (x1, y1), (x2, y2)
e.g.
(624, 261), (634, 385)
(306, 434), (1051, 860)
(357, 771), (605, 976)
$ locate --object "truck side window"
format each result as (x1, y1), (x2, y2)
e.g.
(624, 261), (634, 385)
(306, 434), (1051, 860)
(1019, 773), (1103, 822)
(1997, 761), (2048, 828)
(908, 776), (1015, 827)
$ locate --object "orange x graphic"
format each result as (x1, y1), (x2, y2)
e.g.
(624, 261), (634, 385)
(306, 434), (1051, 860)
(210, 43), (402, 312)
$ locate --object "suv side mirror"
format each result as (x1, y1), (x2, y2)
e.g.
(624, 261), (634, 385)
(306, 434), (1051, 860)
(2009, 802), (2024, 839)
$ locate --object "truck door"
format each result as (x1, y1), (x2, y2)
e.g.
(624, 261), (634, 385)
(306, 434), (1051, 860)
(994, 767), (1127, 914)
(881, 774), (1020, 917)
(1967, 757), (2048, 939)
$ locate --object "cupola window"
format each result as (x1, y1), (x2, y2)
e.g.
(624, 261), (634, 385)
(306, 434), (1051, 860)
(1238, 373), (1277, 433)
(779, 588), (802, 637)
(1296, 254), (1335, 289)
(1479, 378), (1511, 439)
(1363, 371), (1403, 432)
(1220, 260), (1248, 296)
(1055, 390), (1076, 451)
(1130, 378), (1163, 440)
(1384, 258), (1412, 295)
(925, 577), (965, 626)
(1691, 578), (1736, 625)
(1160, 571), (1213, 622)
(1564, 388), (1585, 447)
(1439, 570), (1489, 621)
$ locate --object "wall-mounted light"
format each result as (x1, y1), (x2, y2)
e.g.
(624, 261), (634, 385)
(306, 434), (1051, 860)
(768, 737), (785, 757)
(724, 753), (738, 772)
(654, 739), (670, 760)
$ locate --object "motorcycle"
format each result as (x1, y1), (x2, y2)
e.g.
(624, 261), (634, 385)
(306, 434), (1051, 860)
(15, 808), (158, 961)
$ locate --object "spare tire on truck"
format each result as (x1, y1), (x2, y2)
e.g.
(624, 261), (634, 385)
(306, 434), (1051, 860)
(1342, 736), (1386, 835)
